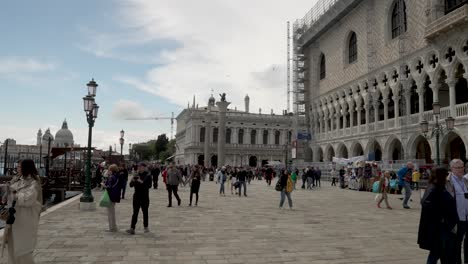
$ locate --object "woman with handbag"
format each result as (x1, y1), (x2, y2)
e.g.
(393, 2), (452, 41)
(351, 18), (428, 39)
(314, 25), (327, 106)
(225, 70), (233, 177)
(101, 164), (121, 232)
(5, 159), (43, 264)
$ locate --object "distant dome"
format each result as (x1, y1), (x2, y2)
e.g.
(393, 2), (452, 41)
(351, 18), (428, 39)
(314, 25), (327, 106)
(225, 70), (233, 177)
(42, 128), (54, 141)
(208, 94), (216, 106)
(55, 120), (74, 147)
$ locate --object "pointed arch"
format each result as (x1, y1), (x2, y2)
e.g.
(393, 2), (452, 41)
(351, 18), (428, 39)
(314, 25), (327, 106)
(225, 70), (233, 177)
(320, 53), (326, 80)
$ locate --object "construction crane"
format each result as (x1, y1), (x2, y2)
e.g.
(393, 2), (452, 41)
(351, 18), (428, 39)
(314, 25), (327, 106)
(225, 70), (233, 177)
(126, 112), (175, 140)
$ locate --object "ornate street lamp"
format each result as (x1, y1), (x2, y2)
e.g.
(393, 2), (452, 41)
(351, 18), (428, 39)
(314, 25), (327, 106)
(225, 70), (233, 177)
(419, 102), (455, 165)
(80, 79), (99, 210)
(119, 130), (125, 157)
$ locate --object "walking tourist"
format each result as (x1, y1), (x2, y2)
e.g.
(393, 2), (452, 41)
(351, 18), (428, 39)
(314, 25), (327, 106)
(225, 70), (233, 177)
(376, 171), (392, 209)
(166, 162), (182, 207)
(446, 159), (468, 264)
(291, 169), (298, 190)
(126, 162), (152, 235)
(330, 168), (337, 186)
(316, 167), (322, 187)
(306, 167), (314, 189)
(278, 169), (293, 209)
(5, 159), (43, 263)
(230, 169), (238, 195)
(397, 162), (414, 209)
(151, 164), (160, 189)
(217, 166), (227, 196)
(186, 165), (201, 206)
(339, 167), (346, 189)
(412, 168), (421, 191)
(237, 168), (248, 197)
(418, 166), (457, 264)
(119, 163), (129, 199)
(102, 164), (121, 232)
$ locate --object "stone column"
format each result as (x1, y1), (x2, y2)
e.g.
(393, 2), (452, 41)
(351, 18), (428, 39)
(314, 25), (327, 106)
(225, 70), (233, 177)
(416, 81), (425, 121)
(364, 101), (370, 128)
(357, 106), (362, 132)
(383, 98), (388, 129)
(232, 127), (237, 145)
(431, 83), (439, 103)
(448, 78), (457, 117)
(348, 101), (354, 128)
(216, 100), (231, 167)
(373, 100), (379, 124)
(393, 95), (400, 119)
(204, 113), (212, 168)
(405, 89), (411, 117)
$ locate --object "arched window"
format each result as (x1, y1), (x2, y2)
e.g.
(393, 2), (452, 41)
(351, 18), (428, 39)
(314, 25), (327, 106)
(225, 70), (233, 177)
(348, 32), (357, 63)
(213, 128), (218, 143)
(238, 129), (244, 144)
(391, 0), (407, 39)
(250, 130), (257, 145)
(275, 131), (280, 145)
(320, 53), (326, 80)
(263, 130), (268, 145)
(200, 127), (205, 142)
(226, 128), (231, 144)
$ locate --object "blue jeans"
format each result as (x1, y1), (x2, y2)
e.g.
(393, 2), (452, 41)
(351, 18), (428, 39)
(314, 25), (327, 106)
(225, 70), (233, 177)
(238, 181), (247, 196)
(219, 182), (225, 194)
(121, 180), (127, 199)
(403, 182), (412, 207)
(279, 190), (293, 208)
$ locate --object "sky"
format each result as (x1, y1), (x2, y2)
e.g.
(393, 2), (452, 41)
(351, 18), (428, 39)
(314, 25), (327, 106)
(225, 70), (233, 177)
(0, 0), (317, 154)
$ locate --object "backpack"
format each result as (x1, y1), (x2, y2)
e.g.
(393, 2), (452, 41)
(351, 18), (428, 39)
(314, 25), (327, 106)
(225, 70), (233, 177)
(389, 179), (397, 189)
(286, 178), (293, 193)
(372, 181), (380, 193)
(275, 180), (282, 191)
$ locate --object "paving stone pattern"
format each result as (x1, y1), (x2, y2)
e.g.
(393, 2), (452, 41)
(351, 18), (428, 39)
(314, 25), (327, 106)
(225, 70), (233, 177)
(0, 180), (427, 263)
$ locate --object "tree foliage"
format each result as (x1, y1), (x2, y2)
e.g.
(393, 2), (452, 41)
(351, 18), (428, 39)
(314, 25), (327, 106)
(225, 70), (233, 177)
(132, 134), (176, 162)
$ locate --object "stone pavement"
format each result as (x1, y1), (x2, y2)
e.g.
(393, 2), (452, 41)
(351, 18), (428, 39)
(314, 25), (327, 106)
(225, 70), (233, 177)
(0, 180), (427, 264)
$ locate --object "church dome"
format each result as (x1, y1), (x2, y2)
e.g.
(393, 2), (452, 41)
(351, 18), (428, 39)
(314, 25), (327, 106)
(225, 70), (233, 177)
(42, 128), (54, 141)
(208, 94), (216, 106)
(55, 120), (74, 147)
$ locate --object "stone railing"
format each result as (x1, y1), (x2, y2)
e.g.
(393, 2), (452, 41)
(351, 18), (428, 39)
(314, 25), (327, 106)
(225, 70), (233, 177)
(425, 5), (468, 40)
(377, 121), (384, 130)
(456, 102), (468, 117)
(351, 127), (357, 134)
(388, 119), (395, 128)
(440, 107), (451, 119)
(368, 123), (375, 132)
(423, 111), (434, 122)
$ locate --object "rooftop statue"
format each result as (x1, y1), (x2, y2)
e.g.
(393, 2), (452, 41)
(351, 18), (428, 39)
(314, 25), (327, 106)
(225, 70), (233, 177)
(219, 93), (226, 102)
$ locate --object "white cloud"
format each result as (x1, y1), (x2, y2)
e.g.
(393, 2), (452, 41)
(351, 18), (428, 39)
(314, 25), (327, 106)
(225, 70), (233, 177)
(0, 57), (55, 75)
(112, 99), (148, 119)
(85, 0), (316, 112)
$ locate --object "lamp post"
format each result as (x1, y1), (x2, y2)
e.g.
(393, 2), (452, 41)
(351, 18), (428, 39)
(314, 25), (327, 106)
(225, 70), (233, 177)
(419, 102), (455, 165)
(129, 143), (132, 161)
(3, 139), (8, 175)
(45, 137), (51, 177)
(80, 79), (99, 210)
(119, 130), (125, 158)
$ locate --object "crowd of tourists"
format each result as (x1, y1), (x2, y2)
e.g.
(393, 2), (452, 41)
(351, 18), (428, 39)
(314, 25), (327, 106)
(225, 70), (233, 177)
(4, 156), (468, 264)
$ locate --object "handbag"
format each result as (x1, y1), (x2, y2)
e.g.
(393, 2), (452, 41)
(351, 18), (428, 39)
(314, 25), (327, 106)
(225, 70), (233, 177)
(275, 181), (282, 192)
(99, 190), (112, 208)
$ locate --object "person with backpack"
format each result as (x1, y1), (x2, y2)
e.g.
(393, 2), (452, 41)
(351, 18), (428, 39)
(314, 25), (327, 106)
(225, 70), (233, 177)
(376, 171), (392, 209)
(397, 162), (415, 209)
(166, 162), (182, 207)
(418, 166), (457, 264)
(278, 169), (293, 210)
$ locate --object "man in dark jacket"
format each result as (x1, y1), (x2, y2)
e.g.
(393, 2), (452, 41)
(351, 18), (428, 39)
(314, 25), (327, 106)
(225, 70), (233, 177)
(126, 162), (152, 235)
(237, 168), (247, 197)
(166, 162), (182, 207)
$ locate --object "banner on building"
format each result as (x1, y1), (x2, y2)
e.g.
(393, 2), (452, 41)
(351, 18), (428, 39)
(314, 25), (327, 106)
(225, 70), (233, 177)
(297, 132), (311, 140)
